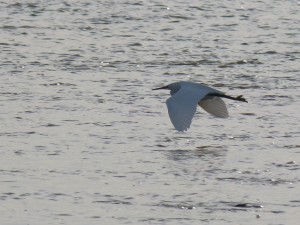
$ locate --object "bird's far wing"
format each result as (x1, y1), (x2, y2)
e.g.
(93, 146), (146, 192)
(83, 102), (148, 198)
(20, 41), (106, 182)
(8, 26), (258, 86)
(166, 89), (204, 131)
(198, 97), (229, 118)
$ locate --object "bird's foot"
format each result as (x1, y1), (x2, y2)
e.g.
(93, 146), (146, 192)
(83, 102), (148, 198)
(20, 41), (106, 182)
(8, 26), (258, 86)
(236, 95), (248, 103)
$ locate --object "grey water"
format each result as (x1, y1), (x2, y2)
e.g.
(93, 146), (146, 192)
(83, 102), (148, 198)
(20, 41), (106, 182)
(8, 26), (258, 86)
(0, 1), (299, 224)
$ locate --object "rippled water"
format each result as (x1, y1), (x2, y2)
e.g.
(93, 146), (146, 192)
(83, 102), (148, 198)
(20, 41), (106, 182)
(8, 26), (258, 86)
(1, 1), (299, 224)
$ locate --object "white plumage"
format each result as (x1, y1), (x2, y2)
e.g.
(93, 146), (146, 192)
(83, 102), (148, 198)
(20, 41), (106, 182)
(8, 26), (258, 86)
(153, 81), (247, 131)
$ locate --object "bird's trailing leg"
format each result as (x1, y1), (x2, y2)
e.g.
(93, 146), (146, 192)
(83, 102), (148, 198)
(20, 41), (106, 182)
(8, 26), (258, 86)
(209, 93), (248, 103)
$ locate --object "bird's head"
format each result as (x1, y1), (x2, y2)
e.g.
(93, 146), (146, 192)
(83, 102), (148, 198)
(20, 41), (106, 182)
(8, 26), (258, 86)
(153, 82), (181, 96)
(152, 85), (169, 91)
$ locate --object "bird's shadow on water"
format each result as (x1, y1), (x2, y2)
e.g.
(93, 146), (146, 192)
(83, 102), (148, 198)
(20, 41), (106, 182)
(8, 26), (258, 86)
(160, 145), (227, 162)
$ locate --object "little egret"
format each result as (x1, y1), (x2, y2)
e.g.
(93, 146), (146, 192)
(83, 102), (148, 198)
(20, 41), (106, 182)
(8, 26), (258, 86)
(153, 81), (247, 131)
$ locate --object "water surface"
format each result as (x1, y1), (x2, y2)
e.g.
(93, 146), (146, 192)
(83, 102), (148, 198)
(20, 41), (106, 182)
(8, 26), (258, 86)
(0, 1), (299, 224)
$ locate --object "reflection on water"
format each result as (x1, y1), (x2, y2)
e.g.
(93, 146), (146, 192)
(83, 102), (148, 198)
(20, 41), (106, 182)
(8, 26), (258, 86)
(164, 145), (226, 161)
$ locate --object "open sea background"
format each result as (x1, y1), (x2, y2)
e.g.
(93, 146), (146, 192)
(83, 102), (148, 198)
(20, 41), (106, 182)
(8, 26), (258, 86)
(0, 1), (299, 224)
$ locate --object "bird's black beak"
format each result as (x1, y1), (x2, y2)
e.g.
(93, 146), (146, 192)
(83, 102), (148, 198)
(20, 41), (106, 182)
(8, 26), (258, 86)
(152, 85), (168, 90)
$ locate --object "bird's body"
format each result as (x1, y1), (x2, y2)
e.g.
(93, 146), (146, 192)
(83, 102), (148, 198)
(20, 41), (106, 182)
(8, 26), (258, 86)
(153, 81), (247, 131)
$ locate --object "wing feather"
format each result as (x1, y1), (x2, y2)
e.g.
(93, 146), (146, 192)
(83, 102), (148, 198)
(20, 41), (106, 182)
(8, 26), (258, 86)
(166, 87), (206, 131)
(198, 97), (229, 118)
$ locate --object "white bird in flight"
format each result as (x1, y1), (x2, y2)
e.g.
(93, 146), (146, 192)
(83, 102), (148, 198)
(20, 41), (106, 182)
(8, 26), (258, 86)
(153, 81), (247, 131)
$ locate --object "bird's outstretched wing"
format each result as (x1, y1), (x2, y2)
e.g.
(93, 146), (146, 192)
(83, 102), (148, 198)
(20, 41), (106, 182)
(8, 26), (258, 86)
(166, 88), (206, 131)
(198, 97), (229, 118)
